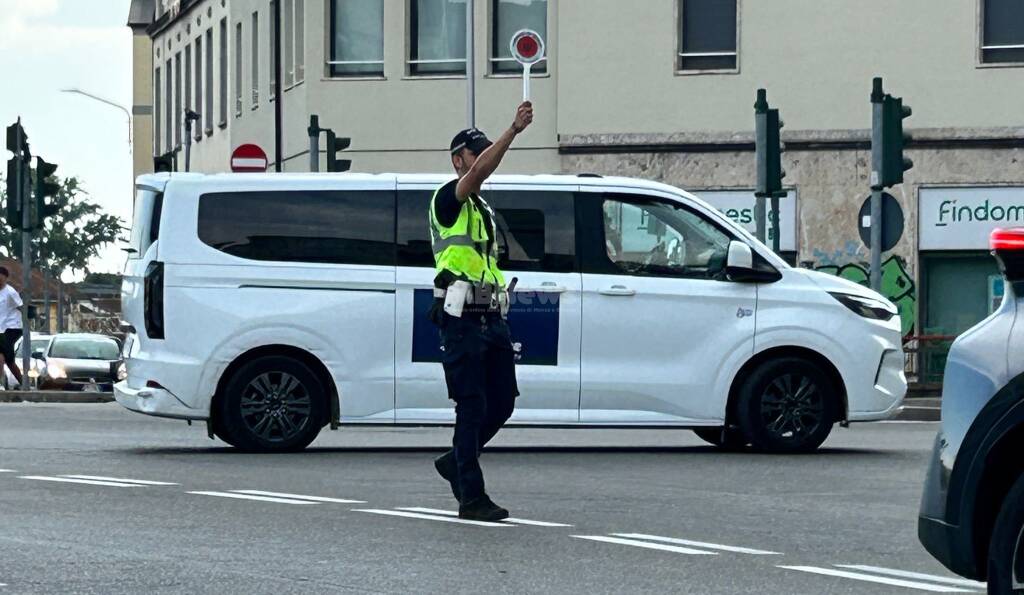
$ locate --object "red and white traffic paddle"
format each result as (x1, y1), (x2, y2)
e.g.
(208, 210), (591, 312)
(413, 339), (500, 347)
(510, 29), (545, 102)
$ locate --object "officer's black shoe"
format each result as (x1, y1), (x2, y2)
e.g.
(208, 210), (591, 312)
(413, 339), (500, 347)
(458, 495), (509, 522)
(434, 452), (460, 501)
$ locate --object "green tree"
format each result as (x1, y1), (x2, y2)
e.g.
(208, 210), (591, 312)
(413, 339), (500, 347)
(0, 175), (125, 278)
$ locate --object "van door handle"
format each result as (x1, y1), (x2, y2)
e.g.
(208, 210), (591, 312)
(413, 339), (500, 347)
(516, 281), (568, 294)
(599, 285), (636, 296)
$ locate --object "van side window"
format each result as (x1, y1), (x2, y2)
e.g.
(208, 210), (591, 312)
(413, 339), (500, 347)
(397, 189), (577, 273)
(396, 190), (435, 268)
(485, 190), (575, 273)
(596, 194), (732, 279)
(198, 190), (395, 265)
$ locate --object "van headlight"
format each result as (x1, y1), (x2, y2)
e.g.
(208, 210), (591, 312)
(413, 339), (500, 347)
(829, 292), (897, 321)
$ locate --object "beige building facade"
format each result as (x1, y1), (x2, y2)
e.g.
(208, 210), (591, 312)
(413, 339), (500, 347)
(128, 0), (1024, 350)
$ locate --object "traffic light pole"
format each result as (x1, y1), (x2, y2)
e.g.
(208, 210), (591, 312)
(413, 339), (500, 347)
(770, 196), (781, 253)
(308, 115), (320, 172)
(15, 121), (31, 390)
(754, 92), (768, 244)
(869, 78), (885, 292)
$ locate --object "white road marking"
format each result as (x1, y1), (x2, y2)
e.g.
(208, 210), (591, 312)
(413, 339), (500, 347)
(354, 508), (510, 527)
(397, 507), (572, 527)
(572, 535), (717, 555)
(187, 491), (317, 505)
(612, 533), (780, 555)
(19, 476), (144, 488)
(60, 475), (178, 486)
(835, 565), (986, 589)
(778, 565), (977, 592)
(0, 469), (16, 473)
(230, 490), (365, 504)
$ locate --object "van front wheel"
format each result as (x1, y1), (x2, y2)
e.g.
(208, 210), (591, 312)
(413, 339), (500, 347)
(218, 356), (326, 452)
(735, 357), (838, 453)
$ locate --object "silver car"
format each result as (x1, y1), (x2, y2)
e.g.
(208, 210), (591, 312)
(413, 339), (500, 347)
(34, 333), (123, 392)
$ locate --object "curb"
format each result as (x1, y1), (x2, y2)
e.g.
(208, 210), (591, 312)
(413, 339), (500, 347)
(0, 391), (114, 403)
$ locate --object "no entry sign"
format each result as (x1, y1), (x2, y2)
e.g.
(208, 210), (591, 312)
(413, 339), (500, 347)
(230, 143), (269, 173)
(510, 29), (545, 101)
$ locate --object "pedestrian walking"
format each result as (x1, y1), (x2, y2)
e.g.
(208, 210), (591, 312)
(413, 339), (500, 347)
(429, 101), (534, 521)
(0, 266), (25, 387)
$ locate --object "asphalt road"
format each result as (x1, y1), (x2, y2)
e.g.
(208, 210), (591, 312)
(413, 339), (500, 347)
(0, 403), (982, 594)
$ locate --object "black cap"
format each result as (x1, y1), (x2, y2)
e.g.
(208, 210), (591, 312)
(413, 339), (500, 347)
(450, 128), (492, 155)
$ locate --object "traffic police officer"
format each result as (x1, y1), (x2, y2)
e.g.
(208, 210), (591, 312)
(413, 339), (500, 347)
(430, 101), (534, 522)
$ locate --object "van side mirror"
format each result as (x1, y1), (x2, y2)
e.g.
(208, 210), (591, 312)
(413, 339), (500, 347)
(725, 241), (782, 283)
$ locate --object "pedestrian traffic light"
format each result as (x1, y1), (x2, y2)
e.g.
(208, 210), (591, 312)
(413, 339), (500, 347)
(325, 130), (351, 173)
(754, 89), (785, 198)
(33, 157), (60, 229)
(880, 95), (913, 188)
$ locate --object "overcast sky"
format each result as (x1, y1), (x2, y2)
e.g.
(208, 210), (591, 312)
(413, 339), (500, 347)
(0, 0), (134, 279)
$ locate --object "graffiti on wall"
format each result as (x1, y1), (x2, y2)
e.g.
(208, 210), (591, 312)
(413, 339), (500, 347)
(811, 242), (916, 336)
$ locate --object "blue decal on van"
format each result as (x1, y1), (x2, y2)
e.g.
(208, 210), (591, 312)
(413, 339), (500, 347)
(411, 289), (560, 366)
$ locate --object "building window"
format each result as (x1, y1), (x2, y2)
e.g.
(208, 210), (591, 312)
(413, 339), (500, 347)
(251, 11), (259, 106)
(154, 66), (162, 155)
(981, 0), (1024, 64)
(283, 0), (294, 86)
(205, 27), (214, 133)
(164, 58), (172, 152)
(235, 23), (243, 116)
(295, 0), (305, 82)
(194, 35), (203, 139)
(185, 44), (192, 117)
(410, 0), (466, 75)
(491, 0), (547, 74)
(174, 52), (182, 147)
(329, 0), (384, 76)
(219, 18), (228, 127)
(678, 0), (738, 71)
(270, 0), (277, 96)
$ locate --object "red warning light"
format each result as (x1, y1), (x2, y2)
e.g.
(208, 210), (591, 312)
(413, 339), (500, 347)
(516, 35), (539, 60)
(991, 228), (1024, 252)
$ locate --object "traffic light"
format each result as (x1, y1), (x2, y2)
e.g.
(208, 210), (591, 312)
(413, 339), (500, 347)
(325, 130), (351, 173)
(754, 89), (785, 198)
(5, 120), (30, 230)
(880, 95), (913, 188)
(5, 158), (23, 228)
(33, 157), (59, 229)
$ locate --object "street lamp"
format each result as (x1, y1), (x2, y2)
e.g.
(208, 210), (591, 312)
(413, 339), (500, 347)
(60, 88), (132, 150)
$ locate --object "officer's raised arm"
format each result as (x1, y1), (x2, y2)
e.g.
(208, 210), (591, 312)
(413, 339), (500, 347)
(453, 101), (533, 202)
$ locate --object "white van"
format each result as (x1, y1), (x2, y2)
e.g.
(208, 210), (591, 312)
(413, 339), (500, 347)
(117, 172), (906, 453)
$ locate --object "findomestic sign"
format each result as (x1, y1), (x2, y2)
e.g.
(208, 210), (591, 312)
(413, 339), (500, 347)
(695, 190), (798, 252)
(919, 187), (1024, 250)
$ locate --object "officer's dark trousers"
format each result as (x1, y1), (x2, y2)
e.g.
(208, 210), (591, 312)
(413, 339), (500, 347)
(439, 310), (519, 503)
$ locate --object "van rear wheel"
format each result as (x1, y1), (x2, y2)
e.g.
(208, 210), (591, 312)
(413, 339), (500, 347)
(735, 357), (838, 454)
(218, 356), (325, 452)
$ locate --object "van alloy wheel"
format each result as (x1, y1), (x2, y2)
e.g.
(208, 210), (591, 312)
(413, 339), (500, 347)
(239, 371), (313, 443)
(759, 373), (825, 441)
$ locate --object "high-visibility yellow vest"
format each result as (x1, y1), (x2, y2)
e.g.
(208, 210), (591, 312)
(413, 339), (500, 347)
(429, 182), (505, 288)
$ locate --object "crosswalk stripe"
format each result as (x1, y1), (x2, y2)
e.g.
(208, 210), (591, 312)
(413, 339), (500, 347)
(612, 533), (780, 555)
(230, 490), (365, 504)
(61, 475), (178, 486)
(835, 565), (986, 589)
(19, 476), (143, 488)
(0, 469), (16, 473)
(572, 535), (717, 555)
(354, 508), (510, 527)
(187, 491), (317, 505)
(396, 507), (572, 527)
(778, 566), (976, 593)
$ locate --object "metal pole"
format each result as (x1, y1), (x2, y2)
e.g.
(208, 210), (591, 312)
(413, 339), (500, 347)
(308, 115), (320, 172)
(466, 0), (475, 129)
(184, 117), (192, 172)
(273, 0), (283, 172)
(16, 120), (31, 390)
(870, 77), (885, 292)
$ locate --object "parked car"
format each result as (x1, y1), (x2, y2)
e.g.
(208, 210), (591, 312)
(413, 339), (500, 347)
(117, 173), (906, 452)
(919, 228), (1024, 594)
(33, 333), (122, 392)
